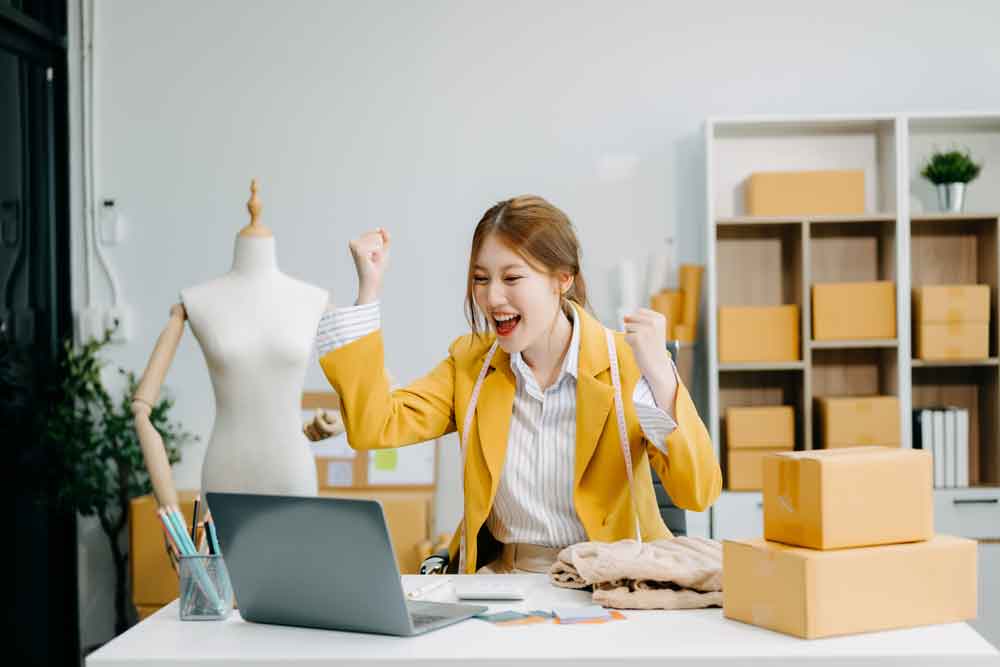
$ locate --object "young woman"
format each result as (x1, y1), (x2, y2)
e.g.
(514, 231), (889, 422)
(316, 195), (721, 574)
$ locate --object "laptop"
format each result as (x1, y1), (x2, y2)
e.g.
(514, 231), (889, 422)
(206, 492), (487, 636)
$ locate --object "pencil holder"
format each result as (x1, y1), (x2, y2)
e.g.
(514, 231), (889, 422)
(179, 554), (233, 621)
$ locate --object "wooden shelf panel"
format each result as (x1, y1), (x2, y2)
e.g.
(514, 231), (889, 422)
(718, 214), (895, 226)
(811, 338), (899, 349)
(912, 212), (1000, 224)
(911, 358), (999, 368)
(719, 361), (805, 372)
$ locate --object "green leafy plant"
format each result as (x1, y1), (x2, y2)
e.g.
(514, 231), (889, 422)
(38, 331), (197, 635)
(920, 149), (983, 184)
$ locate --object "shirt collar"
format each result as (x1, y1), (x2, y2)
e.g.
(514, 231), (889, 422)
(510, 306), (580, 388)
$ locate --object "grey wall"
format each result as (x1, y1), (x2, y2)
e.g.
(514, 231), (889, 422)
(71, 0), (1000, 647)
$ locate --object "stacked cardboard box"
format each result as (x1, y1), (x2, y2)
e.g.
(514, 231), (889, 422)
(913, 285), (990, 360)
(725, 406), (795, 490)
(812, 281), (896, 340)
(649, 264), (704, 343)
(724, 447), (976, 638)
(718, 305), (800, 363)
(816, 396), (900, 448)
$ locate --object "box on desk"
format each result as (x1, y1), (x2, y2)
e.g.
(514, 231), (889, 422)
(816, 396), (900, 448)
(762, 447), (933, 550)
(719, 305), (800, 363)
(130, 491), (199, 608)
(745, 170), (865, 217)
(812, 281), (896, 341)
(723, 535), (976, 639)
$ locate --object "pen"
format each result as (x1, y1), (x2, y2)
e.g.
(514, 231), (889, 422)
(190, 496), (200, 543)
(406, 577), (451, 600)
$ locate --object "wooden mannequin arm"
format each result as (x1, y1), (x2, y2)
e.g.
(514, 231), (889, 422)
(131, 303), (187, 509)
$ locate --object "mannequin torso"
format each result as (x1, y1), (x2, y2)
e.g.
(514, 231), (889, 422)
(181, 235), (327, 496)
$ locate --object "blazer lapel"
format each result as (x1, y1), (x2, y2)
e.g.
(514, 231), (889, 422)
(573, 303), (615, 489)
(474, 346), (516, 496)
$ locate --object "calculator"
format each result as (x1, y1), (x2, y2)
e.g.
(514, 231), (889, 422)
(452, 579), (526, 601)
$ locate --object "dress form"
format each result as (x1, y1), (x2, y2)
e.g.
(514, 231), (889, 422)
(132, 181), (331, 509)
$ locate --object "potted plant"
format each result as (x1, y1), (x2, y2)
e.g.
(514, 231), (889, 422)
(920, 149), (983, 213)
(27, 331), (197, 636)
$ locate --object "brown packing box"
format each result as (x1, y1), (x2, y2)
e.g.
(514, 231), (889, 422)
(913, 285), (990, 323)
(915, 322), (990, 360)
(136, 605), (161, 621)
(130, 491), (199, 607)
(679, 264), (704, 337)
(762, 447), (933, 550)
(319, 488), (433, 574)
(728, 448), (792, 491)
(726, 406), (795, 449)
(723, 535), (977, 639)
(812, 282), (896, 340)
(650, 289), (683, 340)
(816, 396), (900, 448)
(745, 170), (865, 217)
(719, 305), (800, 363)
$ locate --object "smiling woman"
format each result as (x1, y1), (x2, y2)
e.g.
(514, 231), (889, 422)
(315, 194), (721, 574)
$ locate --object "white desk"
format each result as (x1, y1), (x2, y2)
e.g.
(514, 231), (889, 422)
(88, 574), (999, 666)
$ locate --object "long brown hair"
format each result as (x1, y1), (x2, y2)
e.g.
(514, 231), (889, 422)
(465, 195), (590, 336)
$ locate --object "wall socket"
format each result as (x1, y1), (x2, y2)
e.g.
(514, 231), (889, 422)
(76, 304), (132, 344)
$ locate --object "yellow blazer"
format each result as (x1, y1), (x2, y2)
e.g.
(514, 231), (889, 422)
(319, 303), (722, 573)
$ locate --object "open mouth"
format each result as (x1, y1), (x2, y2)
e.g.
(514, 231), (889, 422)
(493, 314), (521, 337)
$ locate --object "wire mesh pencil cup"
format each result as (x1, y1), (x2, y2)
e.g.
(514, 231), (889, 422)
(179, 554), (233, 621)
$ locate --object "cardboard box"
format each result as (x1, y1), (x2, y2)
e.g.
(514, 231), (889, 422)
(816, 396), (900, 448)
(130, 491), (199, 607)
(913, 285), (990, 323)
(318, 488), (433, 573)
(726, 406), (795, 449)
(762, 447), (933, 549)
(745, 170), (865, 217)
(728, 448), (791, 491)
(915, 322), (990, 360)
(136, 605), (161, 621)
(650, 289), (683, 339)
(679, 264), (704, 337)
(812, 282), (896, 340)
(723, 535), (976, 639)
(719, 305), (800, 362)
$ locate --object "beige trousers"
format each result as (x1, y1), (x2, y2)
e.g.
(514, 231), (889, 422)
(477, 543), (562, 574)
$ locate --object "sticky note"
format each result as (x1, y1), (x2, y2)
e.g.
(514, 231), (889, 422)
(373, 449), (398, 471)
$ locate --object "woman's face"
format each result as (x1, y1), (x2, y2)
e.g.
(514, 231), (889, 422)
(473, 233), (568, 354)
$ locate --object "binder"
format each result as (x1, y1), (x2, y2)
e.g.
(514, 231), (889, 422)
(943, 409), (956, 488)
(955, 408), (970, 488)
(932, 409), (946, 489)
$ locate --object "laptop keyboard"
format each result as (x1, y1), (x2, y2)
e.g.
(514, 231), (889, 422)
(410, 613), (453, 627)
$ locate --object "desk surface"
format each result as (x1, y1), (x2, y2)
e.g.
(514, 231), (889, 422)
(89, 574), (999, 667)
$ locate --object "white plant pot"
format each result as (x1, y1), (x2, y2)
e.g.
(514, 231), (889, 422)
(936, 182), (966, 213)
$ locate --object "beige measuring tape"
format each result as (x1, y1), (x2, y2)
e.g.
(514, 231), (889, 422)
(456, 328), (641, 573)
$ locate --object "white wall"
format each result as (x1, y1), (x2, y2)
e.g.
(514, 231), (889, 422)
(72, 0), (1000, 647)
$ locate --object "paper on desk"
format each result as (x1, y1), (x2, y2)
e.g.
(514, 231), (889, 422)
(553, 605), (610, 622)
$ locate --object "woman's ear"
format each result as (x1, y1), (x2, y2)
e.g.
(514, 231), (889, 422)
(557, 272), (574, 295)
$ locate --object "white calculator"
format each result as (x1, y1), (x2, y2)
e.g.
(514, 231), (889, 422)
(452, 579), (526, 601)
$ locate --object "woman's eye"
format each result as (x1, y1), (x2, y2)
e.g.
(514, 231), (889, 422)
(473, 276), (488, 284)
(504, 276), (522, 284)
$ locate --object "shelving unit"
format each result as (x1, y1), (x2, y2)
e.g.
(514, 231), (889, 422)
(705, 112), (1000, 541)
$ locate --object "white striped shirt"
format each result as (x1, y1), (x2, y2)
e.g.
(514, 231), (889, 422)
(316, 303), (677, 548)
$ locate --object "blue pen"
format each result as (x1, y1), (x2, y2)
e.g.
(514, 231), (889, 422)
(165, 509), (194, 555)
(206, 520), (222, 556)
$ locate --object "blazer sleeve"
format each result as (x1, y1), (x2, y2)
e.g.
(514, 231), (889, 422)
(318, 330), (457, 450)
(645, 377), (723, 513)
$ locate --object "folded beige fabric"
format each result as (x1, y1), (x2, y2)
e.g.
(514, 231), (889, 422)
(549, 536), (723, 610)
